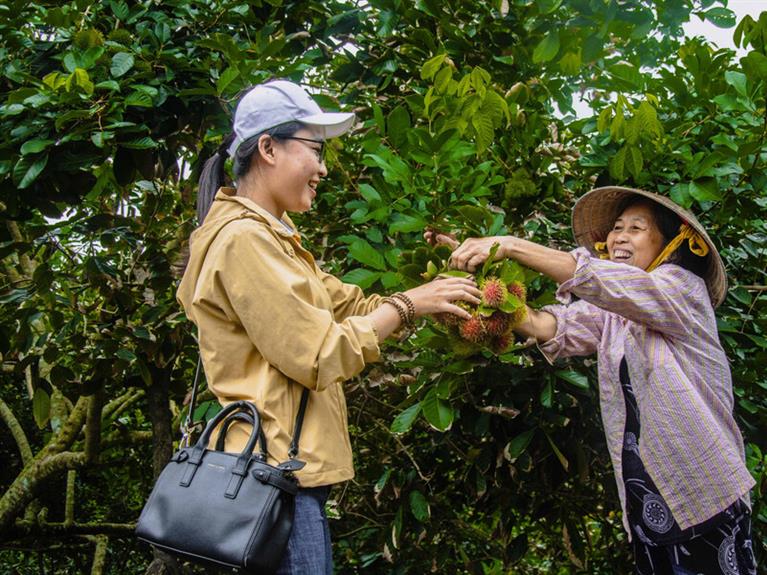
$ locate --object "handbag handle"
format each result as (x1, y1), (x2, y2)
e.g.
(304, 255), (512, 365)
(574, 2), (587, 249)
(215, 411), (268, 460)
(177, 401), (260, 490)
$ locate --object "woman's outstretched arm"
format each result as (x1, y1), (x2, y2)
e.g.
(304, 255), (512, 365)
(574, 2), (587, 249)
(448, 235), (576, 285)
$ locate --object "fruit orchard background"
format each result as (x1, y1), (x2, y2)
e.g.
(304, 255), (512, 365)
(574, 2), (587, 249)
(1, 1), (766, 573)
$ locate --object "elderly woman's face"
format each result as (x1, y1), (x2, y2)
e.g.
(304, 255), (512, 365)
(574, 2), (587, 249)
(606, 203), (665, 270)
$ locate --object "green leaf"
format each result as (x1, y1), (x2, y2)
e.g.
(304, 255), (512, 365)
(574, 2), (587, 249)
(391, 403), (421, 434)
(421, 53), (446, 80)
(609, 146), (627, 181)
(358, 183), (381, 203)
(110, 52), (134, 77)
(341, 268), (381, 289)
(724, 71), (748, 99)
(471, 109), (494, 152)
(216, 67), (240, 95)
(545, 431), (569, 471)
(626, 146), (643, 178)
(389, 213), (427, 234)
(66, 68), (94, 95)
(420, 388), (454, 431)
(116, 349), (137, 362)
(702, 7), (736, 28)
(374, 468), (391, 494)
(20, 139), (53, 155)
(348, 240), (387, 271)
(13, 154), (48, 189)
(555, 370), (590, 390)
(480, 243), (500, 278)
(669, 183), (693, 208)
(387, 106), (411, 148)
(121, 136), (157, 149)
(33, 388), (51, 430)
(688, 179), (721, 202)
(540, 380), (553, 408)
(409, 490), (431, 522)
(532, 31), (560, 63)
(111, 0), (129, 20)
(125, 91), (153, 107)
(505, 429), (535, 460)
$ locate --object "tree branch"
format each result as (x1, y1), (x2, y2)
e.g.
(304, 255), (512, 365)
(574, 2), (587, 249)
(9, 520), (135, 538)
(0, 397), (33, 465)
(84, 389), (104, 464)
(0, 451), (87, 533)
(90, 536), (108, 575)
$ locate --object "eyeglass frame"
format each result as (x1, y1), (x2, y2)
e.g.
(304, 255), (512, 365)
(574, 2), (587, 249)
(275, 136), (326, 163)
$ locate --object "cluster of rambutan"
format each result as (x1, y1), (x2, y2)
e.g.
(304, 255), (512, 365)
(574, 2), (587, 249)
(436, 276), (527, 355)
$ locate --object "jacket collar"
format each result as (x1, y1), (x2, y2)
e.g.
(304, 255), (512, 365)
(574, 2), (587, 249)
(214, 187), (299, 239)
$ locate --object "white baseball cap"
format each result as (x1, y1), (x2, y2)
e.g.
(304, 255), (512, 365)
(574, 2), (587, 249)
(227, 80), (356, 157)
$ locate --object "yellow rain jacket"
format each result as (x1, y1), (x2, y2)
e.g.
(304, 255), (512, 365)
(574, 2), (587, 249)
(177, 188), (382, 486)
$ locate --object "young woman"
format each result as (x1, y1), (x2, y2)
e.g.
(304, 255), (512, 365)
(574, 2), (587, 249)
(177, 80), (482, 574)
(435, 186), (757, 574)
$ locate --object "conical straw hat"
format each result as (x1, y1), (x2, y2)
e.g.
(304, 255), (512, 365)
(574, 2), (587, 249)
(571, 186), (728, 307)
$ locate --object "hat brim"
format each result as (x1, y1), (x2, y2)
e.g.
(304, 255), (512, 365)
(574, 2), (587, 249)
(572, 186), (728, 307)
(300, 112), (356, 139)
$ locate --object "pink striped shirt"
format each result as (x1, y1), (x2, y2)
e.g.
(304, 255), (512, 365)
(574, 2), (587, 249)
(540, 248), (754, 533)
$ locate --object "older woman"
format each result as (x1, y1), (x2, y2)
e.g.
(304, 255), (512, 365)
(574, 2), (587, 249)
(177, 80), (481, 574)
(439, 187), (756, 574)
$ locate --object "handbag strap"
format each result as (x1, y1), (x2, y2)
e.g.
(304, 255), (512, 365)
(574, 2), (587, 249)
(182, 356), (310, 461)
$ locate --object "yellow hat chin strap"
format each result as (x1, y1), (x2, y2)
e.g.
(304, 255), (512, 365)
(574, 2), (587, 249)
(594, 241), (610, 260)
(646, 223), (709, 272)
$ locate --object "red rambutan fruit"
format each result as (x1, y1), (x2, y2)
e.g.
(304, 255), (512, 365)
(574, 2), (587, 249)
(434, 312), (460, 327)
(491, 333), (514, 354)
(485, 312), (510, 337)
(509, 305), (528, 327)
(481, 277), (508, 308)
(507, 281), (527, 303)
(459, 315), (487, 343)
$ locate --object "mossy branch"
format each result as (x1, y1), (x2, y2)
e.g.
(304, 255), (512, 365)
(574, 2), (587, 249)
(90, 536), (109, 575)
(9, 520), (135, 538)
(0, 451), (87, 533)
(0, 397), (33, 465)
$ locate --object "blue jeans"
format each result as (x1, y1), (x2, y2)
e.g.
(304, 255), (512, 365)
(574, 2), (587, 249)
(275, 486), (333, 575)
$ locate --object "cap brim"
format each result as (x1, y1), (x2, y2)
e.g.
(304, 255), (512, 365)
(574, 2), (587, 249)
(300, 112), (356, 139)
(572, 186), (728, 308)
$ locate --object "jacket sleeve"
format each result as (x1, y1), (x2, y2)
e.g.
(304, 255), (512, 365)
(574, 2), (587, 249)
(538, 299), (606, 363)
(212, 222), (381, 391)
(316, 268), (384, 320)
(555, 247), (708, 339)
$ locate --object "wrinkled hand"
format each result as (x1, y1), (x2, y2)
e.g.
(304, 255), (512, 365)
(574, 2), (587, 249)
(449, 236), (512, 272)
(404, 276), (481, 320)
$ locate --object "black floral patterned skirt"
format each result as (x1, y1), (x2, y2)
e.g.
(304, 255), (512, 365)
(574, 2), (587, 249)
(618, 358), (757, 575)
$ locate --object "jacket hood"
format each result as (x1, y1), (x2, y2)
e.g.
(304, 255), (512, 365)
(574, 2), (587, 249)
(177, 188), (297, 321)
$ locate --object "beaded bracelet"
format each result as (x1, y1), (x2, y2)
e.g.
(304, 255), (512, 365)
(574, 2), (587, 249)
(391, 292), (416, 324)
(382, 297), (410, 326)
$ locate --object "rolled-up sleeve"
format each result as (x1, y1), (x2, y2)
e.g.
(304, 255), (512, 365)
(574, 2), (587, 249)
(214, 223), (381, 391)
(555, 247), (706, 339)
(539, 299), (605, 363)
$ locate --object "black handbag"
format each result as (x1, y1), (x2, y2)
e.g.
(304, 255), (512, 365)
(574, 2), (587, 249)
(136, 358), (309, 574)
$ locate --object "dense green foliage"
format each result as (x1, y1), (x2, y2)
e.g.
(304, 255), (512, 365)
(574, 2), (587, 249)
(1, 1), (765, 573)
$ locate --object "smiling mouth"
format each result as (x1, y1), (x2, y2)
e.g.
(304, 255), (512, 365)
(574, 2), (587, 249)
(612, 249), (633, 260)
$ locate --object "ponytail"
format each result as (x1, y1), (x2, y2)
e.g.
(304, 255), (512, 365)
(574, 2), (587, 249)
(196, 135), (234, 224)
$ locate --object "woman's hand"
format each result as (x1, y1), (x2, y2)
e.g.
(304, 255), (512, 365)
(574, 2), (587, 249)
(424, 228), (459, 249)
(449, 236), (513, 272)
(404, 276), (481, 320)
